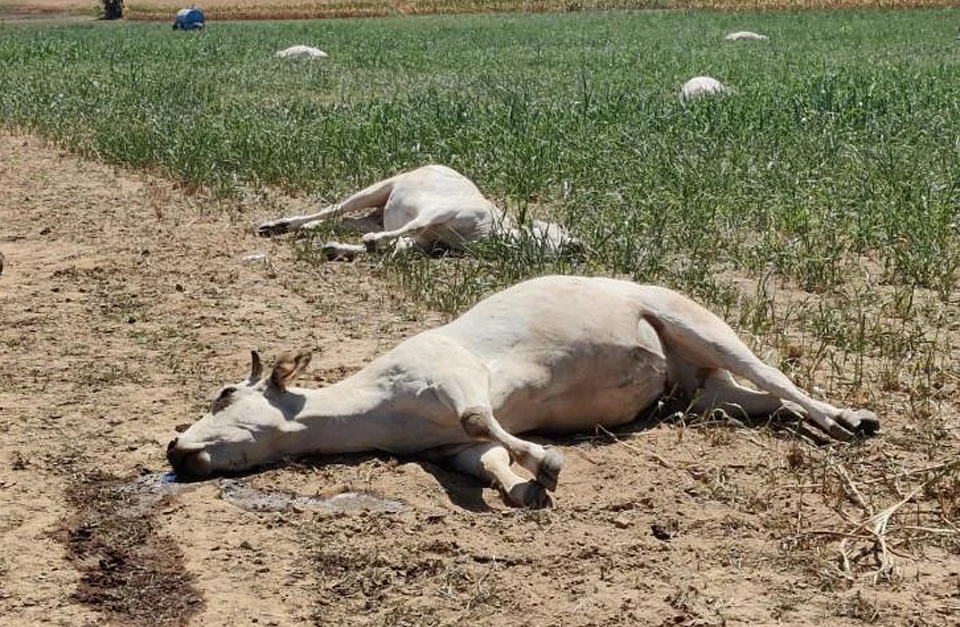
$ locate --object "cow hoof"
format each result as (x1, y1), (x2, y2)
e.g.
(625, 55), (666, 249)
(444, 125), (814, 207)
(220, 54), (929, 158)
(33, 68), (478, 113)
(507, 481), (552, 509)
(321, 243), (358, 262)
(257, 219), (291, 237)
(825, 421), (854, 442)
(320, 244), (339, 260)
(840, 408), (880, 437)
(535, 446), (563, 492)
(362, 234), (379, 252)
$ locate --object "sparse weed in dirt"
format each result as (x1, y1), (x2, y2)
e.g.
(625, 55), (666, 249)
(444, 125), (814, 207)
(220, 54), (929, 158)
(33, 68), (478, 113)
(9, 450), (29, 471)
(834, 590), (883, 622)
(306, 526), (508, 625)
(778, 443), (960, 585)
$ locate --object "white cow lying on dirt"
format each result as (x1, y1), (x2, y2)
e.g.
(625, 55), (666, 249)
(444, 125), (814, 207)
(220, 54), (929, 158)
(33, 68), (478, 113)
(257, 165), (577, 259)
(168, 275), (879, 508)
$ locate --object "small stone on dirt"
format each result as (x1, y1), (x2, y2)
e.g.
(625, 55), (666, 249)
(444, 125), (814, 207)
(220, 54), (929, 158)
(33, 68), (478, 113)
(651, 518), (680, 541)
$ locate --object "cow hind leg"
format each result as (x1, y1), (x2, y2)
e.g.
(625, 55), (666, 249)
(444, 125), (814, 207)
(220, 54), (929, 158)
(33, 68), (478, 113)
(460, 407), (564, 491)
(321, 236), (418, 260)
(689, 369), (784, 418)
(732, 360), (879, 440)
(649, 297), (880, 440)
(448, 443), (551, 508)
(258, 176), (396, 237)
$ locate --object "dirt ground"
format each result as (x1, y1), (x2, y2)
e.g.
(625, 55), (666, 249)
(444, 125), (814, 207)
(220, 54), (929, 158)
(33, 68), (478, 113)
(0, 0), (92, 20)
(1, 133), (960, 627)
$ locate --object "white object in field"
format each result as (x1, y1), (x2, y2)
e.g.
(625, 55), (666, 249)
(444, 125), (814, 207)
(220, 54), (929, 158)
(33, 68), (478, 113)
(680, 76), (728, 100)
(725, 31), (768, 41)
(276, 45), (329, 59)
(256, 164), (578, 259)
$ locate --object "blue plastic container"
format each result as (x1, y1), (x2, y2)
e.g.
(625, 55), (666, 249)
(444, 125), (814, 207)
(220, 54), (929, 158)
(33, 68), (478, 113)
(173, 7), (205, 30)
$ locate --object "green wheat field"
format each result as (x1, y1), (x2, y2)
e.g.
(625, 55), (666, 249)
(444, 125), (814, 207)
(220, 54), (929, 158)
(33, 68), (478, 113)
(1, 9), (958, 397)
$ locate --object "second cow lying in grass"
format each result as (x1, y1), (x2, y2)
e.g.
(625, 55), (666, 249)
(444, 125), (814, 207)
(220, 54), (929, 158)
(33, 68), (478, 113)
(168, 275), (879, 508)
(257, 164), (577, 259)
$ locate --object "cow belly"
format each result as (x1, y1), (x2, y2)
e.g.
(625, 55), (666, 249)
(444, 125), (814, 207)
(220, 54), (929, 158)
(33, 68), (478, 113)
(490, 346), (667, 435)
(383, 198), (419, 230)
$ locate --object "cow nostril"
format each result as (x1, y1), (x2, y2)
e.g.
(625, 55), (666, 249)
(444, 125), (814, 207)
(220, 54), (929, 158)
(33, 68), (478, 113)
(168, 448), (211, 479)
(166, 439), (188, 474)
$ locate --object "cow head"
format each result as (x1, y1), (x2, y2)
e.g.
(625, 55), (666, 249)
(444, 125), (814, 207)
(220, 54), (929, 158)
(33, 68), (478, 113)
(167, 350), (311, 478)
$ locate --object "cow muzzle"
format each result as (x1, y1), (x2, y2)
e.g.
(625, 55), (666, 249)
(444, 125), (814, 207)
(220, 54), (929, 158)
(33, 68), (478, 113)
(167, 437), (212, 478)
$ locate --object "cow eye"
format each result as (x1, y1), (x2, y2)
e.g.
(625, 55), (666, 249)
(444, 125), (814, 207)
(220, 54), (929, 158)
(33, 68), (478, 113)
(211, 386), (239, 413)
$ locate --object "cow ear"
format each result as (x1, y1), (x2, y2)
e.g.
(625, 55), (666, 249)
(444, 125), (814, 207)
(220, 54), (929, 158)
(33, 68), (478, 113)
(269, 349), (313, 391)
(247, 350), (263, 385)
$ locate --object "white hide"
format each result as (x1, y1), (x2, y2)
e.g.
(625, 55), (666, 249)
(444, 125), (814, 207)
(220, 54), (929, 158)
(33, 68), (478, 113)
(680, 76), (728, 100)
(276, 45), (329, 59)
(725, 31), (768, 41)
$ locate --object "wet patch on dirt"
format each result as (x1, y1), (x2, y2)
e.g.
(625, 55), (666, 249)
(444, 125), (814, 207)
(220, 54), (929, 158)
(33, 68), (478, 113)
(219, 478), (408, 514)
(60, 470), (203, 627)
(113, 471), (193, 517)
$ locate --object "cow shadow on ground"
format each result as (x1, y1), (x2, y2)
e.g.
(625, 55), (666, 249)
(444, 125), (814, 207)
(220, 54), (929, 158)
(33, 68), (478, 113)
(276, 407), (677, 514)
(281, 451), (494, 513)
(191, 397), (818, 515)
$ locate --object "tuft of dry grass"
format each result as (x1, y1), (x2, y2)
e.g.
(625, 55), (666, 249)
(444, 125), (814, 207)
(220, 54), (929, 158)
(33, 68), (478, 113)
(780, 444), (960, 585)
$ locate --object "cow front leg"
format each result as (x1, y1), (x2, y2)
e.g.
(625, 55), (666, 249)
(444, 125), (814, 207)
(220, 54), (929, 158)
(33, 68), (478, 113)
(361, 207), (462, 253)
(448, 443), (551, 509)
(258, 205), (349, 237)
(460, 407), (564, 491)
(319, 241), (366, 261)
